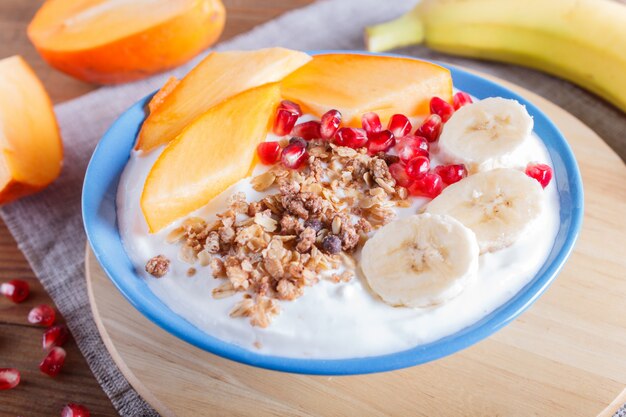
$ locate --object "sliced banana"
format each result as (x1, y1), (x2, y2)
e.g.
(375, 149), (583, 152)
(438, 97), (533, 172)
(361, 213), (479, 308)
(426, 168), (544, 253)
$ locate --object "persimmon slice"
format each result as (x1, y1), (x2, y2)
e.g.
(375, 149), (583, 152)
(136, 48), (311, 152)
(28, 0), (226, 84)
(281, 53), (453, 126)
(0, 56), (63, 204)
(141, 83), (281, 232)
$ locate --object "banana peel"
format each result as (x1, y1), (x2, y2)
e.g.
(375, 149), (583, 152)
(365, 0), (626, 113)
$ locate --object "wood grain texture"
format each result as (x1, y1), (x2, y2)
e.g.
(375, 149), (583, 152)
(0, 1), (312, 416)
(0, 221), (119, 417)
(86, 75), (626, 417)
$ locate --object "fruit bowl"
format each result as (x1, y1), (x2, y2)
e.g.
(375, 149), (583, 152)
(82, 51), (583, 375)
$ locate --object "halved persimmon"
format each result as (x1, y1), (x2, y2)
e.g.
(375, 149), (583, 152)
(136, 48), (311, 152)
(0, 56), (63, 204)
(28, 0), (226, 84)
(141, 83), (281, 232)
(281, 53), (453, 125)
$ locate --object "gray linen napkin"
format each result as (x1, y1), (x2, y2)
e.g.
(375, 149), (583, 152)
(1, 0), (624, 416)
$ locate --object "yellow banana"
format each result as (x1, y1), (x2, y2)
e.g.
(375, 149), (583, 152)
(365, 0), (626, 113)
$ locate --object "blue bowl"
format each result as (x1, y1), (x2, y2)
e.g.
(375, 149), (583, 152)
(82, 51), (583, 375)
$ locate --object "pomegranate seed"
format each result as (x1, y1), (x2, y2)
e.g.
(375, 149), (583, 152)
(61, 403), (90, 417)
(256, 142), (281, 165)
(389, 163), (413, 188)
(281, 143), (307, 169)
(361, 112), (382, 135)
(0, 279), (29, 303)
(406, 156), (430, 180)
(396, 135), (429, 162)
(525, 163), (553, 188)
(44, 325), (70, 350)
(39, 346), (66, 377)
(367, 130), (395, 154)
(387, 114), (412, 138)
(289, 137), (308, 149)
(434, 164), (468, 185)
(272, 100), (301, 136)
(453, 92), (473, 110)
(28, 304), (56, 327)
(408, 173), (443, 198)
(0, 368), (20, 390)
(415, 114), (443, 143)
(320, 109), (342, 139)
(292, 121), (321, 140)
(279, 100), (301, 114)
(334, 127), (368, 149)
(430, 97), (455, 122)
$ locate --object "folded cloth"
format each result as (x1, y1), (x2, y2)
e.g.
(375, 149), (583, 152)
(1, 0), (623, 415)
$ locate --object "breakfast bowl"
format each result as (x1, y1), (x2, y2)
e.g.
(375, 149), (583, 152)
(82, 50), (583, 375)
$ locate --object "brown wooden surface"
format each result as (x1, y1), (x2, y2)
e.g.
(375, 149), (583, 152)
(0, 1), (311, 416)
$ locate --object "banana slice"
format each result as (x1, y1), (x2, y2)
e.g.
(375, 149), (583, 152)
(426, 168), (544, 253)
(361, 213), (479, 308)
(438, 97), (533, 172)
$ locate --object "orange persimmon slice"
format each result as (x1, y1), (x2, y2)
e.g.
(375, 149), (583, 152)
(141, 83), (281, 232)
(0, 56), (63, 204)
(281, 53), (453, 125)
(27, 0), (226, 84)
(136, 48), (311, 152)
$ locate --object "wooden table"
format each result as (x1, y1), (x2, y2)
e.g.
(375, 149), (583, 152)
(1, 1), (626, 416)
(0, 1), (311, 415)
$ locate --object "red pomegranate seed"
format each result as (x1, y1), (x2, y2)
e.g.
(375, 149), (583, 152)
(0, 279), (30, 303)
(279, 100), (301, 114)
(387, 114), (412, 138)
(292, 121), (321, 140)
(0, 368), (20, 390)
(289, 137), (308, 148)
(525, 163), (553, 188)
(39, 346), (66, 377)
(430, 97), (455, 122)
(361, 112), (382, 135)
(281, 142), (307, 169)
(367, 130), (395, 154)
(453, 92), (473, 110)
(61, 403), (90, 417)
(256, 142), (281, 165)
(389, 163), (413, 188)
(320, 109), (342, 139)
(434, 164), (468, 185)
(396, 135), (429, 162)
(408, 173), (443, 198)
(273, 110), (297, 136)
(406, 156), (430, 180)
(415, 114), (443, 143)
(44, 325), (70, 350)
(334, 127), (368, 149)
(28, 304), (56, 327)
(272, 100), (301, 136)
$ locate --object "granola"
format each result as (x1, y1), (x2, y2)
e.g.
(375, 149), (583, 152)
(150, 143), (409, 327)
(145, 255), (170, 278)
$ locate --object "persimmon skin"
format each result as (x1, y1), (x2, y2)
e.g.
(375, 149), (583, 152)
(0, 181), (48, 205)
(0, 56), (63, 204)
(28, 0), (226, 84)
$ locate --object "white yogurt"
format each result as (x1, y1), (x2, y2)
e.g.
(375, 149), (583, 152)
(117, 120), (560, 359)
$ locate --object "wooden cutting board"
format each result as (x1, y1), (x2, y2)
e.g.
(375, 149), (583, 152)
(85, 71), (626, 417)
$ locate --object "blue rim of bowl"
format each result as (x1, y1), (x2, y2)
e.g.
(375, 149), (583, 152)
(82, 50), (584, 375)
